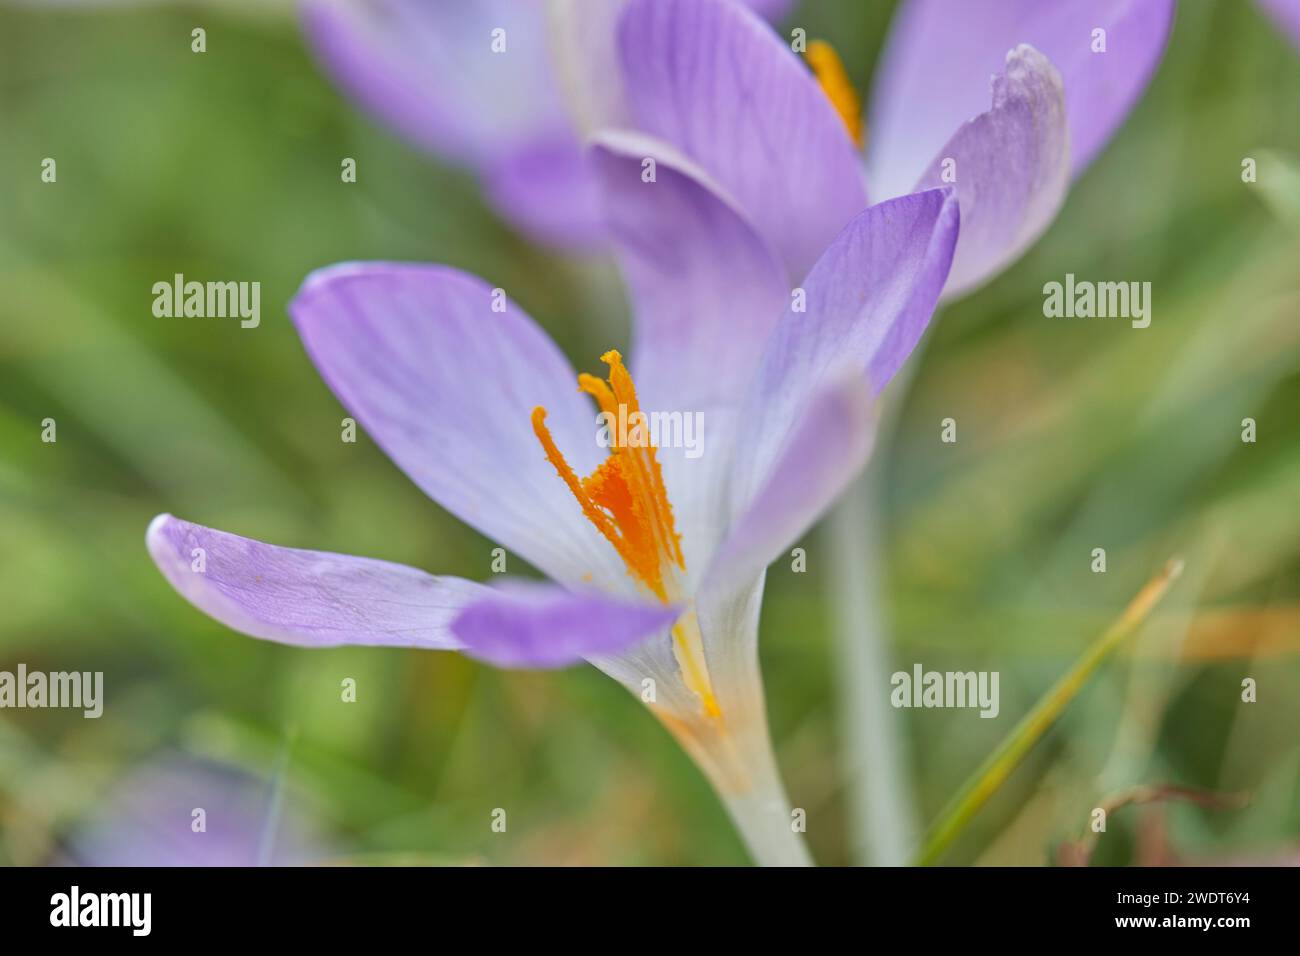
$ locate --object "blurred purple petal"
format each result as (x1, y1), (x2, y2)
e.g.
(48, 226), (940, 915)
(289, 263), (616, 587)
(451, 583), (678, 668)
(1258, 0), (1300, 49)
(482, 133), (606, 248)
(147, 514), (487, 649)
(868, 0), (1174, 197)
(618, 0), (867, 279)
(546, 0), (635, 137)
(547, 0), (797, 138)
(732, 188), (959, 505)
(744, 0), (797, 20)
(66, 756), (325, 867)
(915, 45), (1069, 298)
(700, 376), (876, 605)
(301, 0), (571, 164)
(302, 0), (598, 244)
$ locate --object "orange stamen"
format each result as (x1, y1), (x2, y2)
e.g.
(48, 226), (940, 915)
(533, 351), (719, 718)
(806, 39), (864, 148)
(532, 351), (683, 600)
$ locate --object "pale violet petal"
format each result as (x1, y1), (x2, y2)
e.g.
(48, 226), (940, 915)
(914, 45), (1070, 298)
(867, 0), (1174, 196)
(451, 582), (678, 668)
(289, 262), (620, 590)
(618, 0), (868, 280)
(146, 514), (487, 649)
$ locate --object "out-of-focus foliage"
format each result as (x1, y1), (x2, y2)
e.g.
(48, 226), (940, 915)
(0, 0), (1296, 865)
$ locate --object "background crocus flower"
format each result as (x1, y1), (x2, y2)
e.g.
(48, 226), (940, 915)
(599, 0), (1173, 297)
(147, 146), (959, 864)
(61, 755), (325, 867)
(1257, 0), (1300, 49)
(299, 0), (793, 248)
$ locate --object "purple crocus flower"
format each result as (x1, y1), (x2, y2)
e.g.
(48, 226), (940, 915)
(592, 0), (1174, 299)
(62, 756), (324, 867)
(300, 0), (794, 248)
(148, 133), (959, 863)
(864, 0), (1176, 295)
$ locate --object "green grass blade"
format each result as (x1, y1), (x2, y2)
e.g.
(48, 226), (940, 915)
(914, 559), (1185, 866)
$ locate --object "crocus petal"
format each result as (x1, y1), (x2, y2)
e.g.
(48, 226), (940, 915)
(914, 45), (1069, 298)
(289, 263), (618, 590)
(744, 0), (796, 20)
(1258, 0), (1300, 50)
(482, 134), (606, 248)
(618, 0), (868, 279)
(302, 0), (601, 245)
(545, 0), (797, 138)
(545, 0), (634, 137)
(146, 514), (488, 649)
(589, 131), (786, 421)
(301, 0), (571, 165)
(700, 376), (876, 605)
(589, 130), (790, 576)
(450, 583), (678, 668)
(868, 0), (1174, 197)
(731, 188), (959, 506)
(66, 755), (326, 867)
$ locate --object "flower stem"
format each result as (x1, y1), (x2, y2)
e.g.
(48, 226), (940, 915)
(827, 471), (918, 865)
(718, 783), (813, 867)
(657, 703), (812, 866)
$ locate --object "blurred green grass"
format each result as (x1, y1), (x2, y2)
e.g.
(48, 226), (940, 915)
(0, 0), (1297, 865)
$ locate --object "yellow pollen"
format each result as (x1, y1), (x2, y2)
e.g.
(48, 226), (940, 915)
(532, 350), (719, 719)
(532, 350), (683, 600)
(806, 39), (864, 148)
